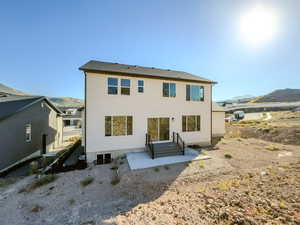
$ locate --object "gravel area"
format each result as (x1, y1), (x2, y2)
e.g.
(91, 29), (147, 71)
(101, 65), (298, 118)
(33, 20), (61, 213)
(0, 138), (299, 225)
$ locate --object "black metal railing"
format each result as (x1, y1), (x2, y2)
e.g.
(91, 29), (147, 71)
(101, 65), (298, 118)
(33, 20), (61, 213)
(145, 133), (154, 159)
(172, 132), (185, 155)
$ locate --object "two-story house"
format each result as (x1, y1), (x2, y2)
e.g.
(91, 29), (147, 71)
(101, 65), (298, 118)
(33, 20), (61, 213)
(79, 61), (217, 163)
(0, 94), (63, 172)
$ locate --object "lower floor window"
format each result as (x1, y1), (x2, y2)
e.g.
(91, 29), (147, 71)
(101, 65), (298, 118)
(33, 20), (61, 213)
(105, 116), (133, 136)
(182, 115), (201, 132)
(97, 153), (111, 164)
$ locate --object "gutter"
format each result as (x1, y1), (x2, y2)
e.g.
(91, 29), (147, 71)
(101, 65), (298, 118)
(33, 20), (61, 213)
(210, 85), (213, 145)
(84, 72), (87, 161)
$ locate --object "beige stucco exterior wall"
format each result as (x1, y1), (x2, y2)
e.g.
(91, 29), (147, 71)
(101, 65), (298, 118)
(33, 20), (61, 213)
(47, 103), (63, 150)
(85, 72), (212, 162)
(212, 111), (225, 137)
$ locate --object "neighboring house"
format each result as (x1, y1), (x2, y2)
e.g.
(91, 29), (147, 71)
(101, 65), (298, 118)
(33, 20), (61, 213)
(60, 106), (83, 127)
(80, 60), (218, 163)
(0, 95), (63, 171)
(212, 102), (226, 137)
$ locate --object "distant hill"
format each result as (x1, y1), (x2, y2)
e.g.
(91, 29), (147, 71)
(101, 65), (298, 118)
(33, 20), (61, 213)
(253, 89), (300, 103)
(0, 83), (29, 96)
(49, 97), (84, 107)
(0, 83), (83, 108)
(218, 95), (256, 104)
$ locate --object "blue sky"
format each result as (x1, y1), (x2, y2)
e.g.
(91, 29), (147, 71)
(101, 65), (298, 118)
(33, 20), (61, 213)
(0, 0), (299, 101)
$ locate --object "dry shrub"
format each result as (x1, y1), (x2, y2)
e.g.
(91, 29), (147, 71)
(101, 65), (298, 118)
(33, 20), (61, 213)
(224, 153), (232, 159)
(217, 179), (240, 191)
(20, 174), (58, 193)
(0, 178), (17, 188)
(199, 161), (205, 168)
(68, 136), (81, 142)
(80, 177), (94, 187)
(31, 204), (43, 213)
(265, 145), (280, 151)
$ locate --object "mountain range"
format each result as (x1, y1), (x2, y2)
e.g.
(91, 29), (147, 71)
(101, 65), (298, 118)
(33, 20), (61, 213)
(1, 83), (300, 106)
(0, 83), (83, 107)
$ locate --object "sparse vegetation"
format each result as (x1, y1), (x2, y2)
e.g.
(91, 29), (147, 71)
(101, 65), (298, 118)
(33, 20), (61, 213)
(0, 178), (17, 188)
(68, 136), (81, 142)
(199, 161), (205, 168)
(164, 165), (170, 170)
(154, 167), (160, 172)
(111, 177), (120, 185)
(197, 187), (206, 193)
(265, 145), (280, 151)
(80, 177), (94, 187)
(68, 199), (75, 205)
(110, 166), (118, 170)
(20, 174), (58, 193)
(224, 153), (232, 159)
(217, 179), (240, 191)
(29, 161), (40, 175)
(31, 204), (44, 213)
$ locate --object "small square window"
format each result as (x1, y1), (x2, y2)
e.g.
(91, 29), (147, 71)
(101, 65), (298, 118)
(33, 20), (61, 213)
(25, 124), (31, 142)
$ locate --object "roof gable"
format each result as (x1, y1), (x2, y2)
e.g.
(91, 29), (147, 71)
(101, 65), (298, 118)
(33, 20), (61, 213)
(0, 95), (62, 122)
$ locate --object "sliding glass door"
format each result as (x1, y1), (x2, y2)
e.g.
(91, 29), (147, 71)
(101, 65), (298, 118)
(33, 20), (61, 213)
(147, 117), (170, 141)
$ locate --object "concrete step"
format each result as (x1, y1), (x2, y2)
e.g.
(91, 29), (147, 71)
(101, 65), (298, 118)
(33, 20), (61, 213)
(154, 147), (180, 153)
(154, 151), (183, 158)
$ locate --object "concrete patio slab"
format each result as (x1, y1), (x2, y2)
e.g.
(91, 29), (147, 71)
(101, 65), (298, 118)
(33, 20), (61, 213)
(126, 148), (211, 170)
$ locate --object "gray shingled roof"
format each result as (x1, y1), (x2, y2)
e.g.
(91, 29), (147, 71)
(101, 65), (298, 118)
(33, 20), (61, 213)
(0, 95), (62, 121)
(79, 60), (216, 84)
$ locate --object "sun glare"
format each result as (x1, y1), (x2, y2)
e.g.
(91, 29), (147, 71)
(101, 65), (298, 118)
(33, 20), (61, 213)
(239, 5), (279, 47)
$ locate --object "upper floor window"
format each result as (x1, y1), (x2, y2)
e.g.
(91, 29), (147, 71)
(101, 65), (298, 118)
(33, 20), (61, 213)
(121, 79), (130, 95)
(186, 85), (204, 101)
(163, 82), (176, 97)
(138, 80), (144, 93)
(182, 115), (201, 132)
(105, 116), (133, 136)
(107, 78), (131, 95)
(25, 124), (31, 142)
(108, 78), (118, 95)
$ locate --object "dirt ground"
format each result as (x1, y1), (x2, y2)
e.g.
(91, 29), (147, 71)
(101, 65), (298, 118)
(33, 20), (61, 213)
(227, 111), (300, 145)
(0, 137), (299, 225)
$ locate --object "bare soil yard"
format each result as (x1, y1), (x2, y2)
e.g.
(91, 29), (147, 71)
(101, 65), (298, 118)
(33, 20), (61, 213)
(0, 137), (299, 225)
(227, 111), (300, 145)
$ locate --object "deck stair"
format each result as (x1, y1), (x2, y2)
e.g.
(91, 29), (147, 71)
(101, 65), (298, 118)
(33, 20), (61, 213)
(145, 132), (185, 159)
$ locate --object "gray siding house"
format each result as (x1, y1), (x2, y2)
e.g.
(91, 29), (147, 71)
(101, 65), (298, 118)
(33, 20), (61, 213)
(0, 95), (63, 171)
